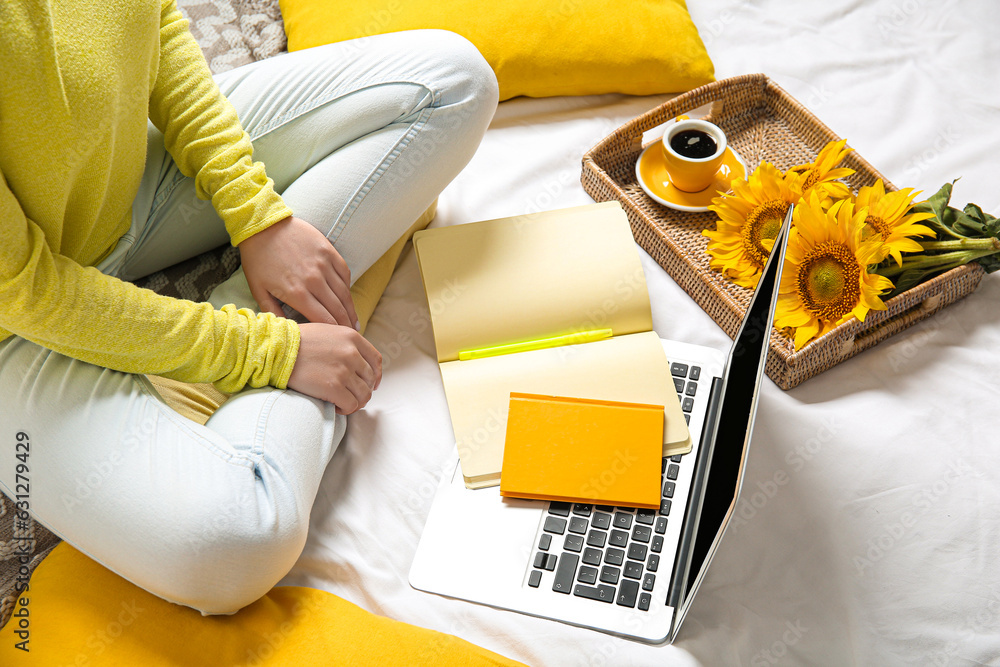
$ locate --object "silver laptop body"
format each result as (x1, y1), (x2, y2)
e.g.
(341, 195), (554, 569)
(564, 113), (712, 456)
(410, 208), (792, 643)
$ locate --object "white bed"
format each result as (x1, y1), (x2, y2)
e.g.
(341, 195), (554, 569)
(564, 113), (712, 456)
(276, 1), (1000, 664)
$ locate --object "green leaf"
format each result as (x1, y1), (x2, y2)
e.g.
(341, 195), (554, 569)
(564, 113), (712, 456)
(963, 203), (987, 225)
(912, 181), (1000, 243)
(886, 268), (934, 297)
(883, 181), (1000, 286)
(975, 254), (1000, 274)
(970, 204), (1000, 239)
(912, 181), (966, 240)
(954, 202), (990, 237)
(989, 219), (1000, 239)
(917, 180), (954, 213)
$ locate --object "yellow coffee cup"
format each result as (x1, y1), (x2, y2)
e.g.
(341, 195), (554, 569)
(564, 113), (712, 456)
(661, 119), (727, 193)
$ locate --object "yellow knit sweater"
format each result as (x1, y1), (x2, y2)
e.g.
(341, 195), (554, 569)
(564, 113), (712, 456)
(0, 0), (299, 392)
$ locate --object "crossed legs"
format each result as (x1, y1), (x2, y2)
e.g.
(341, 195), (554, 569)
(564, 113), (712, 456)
(0, 31), (497, 613)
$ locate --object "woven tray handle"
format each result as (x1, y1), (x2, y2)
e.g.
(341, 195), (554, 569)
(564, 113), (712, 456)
(783, 262), (983, 382)
(853, 294), (945, 351)
(848, 262), (983, 354)
(592, 74), (771, 159)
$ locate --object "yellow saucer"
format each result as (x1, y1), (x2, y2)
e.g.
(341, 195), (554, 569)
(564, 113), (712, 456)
(635, 143), (747, 212)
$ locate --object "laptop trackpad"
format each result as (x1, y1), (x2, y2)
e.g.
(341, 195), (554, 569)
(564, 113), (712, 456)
(410, 458), (542, 606)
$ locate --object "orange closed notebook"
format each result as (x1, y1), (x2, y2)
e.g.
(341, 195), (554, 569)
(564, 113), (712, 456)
(499, 393), (664, 508)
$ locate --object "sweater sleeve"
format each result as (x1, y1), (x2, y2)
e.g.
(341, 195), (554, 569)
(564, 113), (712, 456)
(0, 169), (300, 392)
(149, 0), (293, 246)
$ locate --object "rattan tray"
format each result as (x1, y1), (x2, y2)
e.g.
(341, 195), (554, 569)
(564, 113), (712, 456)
(582, 73), (984, 390)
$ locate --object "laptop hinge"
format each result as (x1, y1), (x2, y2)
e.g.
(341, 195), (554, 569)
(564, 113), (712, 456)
(666, 375), (723, 612)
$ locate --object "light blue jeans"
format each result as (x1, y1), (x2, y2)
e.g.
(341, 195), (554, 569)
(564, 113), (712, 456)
(0, 30), (497, 614)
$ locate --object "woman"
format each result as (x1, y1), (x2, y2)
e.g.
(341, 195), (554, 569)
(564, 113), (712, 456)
(0, 1), (498, 613)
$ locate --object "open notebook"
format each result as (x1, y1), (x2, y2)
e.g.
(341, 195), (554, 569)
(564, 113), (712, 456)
(412, 202), (690, 489)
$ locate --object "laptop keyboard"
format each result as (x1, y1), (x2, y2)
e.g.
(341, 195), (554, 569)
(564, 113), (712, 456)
(526, 363), (702, 612)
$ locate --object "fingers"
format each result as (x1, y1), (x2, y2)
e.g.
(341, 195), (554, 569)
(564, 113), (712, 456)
(250, 286), (286, 319)
(320, 260), (358, 328)
(326, 245), (352, 294)
(355, 357), (377, 390)
(295, 287), (352, 328)
(286, 323), (383, 413)
(239, 215), (360, 328)
(334, 334), (381, 413)
(352, 333), (383, 390)
(329, 360), (376, 415)
(282, 251), (357, 328)
(347, 371), (375, 409)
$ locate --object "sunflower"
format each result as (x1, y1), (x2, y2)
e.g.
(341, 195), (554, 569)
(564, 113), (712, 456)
(855, 180), (935, 266)
(704, 161), (803, 289)
(787, 139), (855, 206)
(775, 194), (894, 350)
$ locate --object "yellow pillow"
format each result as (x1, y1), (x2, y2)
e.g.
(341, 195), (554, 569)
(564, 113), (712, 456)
(350, 198), (437, 335)
(0, 543), (525, 666)
(278, 0), (714, 100)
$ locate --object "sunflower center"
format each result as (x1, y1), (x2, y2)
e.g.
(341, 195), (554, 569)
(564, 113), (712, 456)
(802, 170), (819, 191)
(796, 241), (861, 321)
(741, 200), (788, 268)
(866, 214), (890, 241)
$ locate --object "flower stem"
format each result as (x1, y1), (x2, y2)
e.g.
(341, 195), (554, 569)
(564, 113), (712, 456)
(918, 238), (1000, 252)
(878, 247), (1000, 279)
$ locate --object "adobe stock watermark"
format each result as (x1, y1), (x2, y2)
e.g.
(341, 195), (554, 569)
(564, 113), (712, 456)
(749, 618), (810, 666)
(419, 276), (466, 320)
(510, 113), (619, 222)
(579, 448), (640, 500)
(694, 0), (836, 111)
(921, 584), (1000, 667)
(319, 1), (405, 61)
(874, 0), (929, 42)
(243, 594), (323, 666)
(571, 609), (651, 665)
(903, 124), (961, 182)
(381, 84), (491, 197)
(69, 599), (145, 666)
(59, 417), (157, 513)
(698, 0), (754, 49)
(883, 302), (955, 374)
(553, 266), (648, 366)
(574, 638), (622, 667)
(519, 166), (579, 218)
(380, 108), (442, 193)
(580, 267), (648, 330)
(852, 457), (977, 578)
(379, 316), (425, 373)
(540, 0), (583, 28)
(400, 458), (455, 517)
(185, 489), (255, 557)
(350, 1), (403, 45)
(730, 416), (839, 532)
(455, 407), (506, 466)
(381, 276), (466, 372)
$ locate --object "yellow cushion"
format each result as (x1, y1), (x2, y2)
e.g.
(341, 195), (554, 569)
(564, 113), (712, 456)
(146, 200), (437, 425)
(0, 543), (525, 666)
(351, 199), (437, 334)
(278, 0), (715, 100)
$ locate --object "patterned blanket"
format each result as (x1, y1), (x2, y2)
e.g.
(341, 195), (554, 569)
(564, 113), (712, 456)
(0, 0), (287, 629)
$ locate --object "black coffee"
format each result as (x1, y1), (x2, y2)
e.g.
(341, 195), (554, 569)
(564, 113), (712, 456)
(670, 129), (718, 159)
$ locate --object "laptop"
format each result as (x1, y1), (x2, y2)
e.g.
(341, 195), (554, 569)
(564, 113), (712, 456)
(409, 206), (792, 644)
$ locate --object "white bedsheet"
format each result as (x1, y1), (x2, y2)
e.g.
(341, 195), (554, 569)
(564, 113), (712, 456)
(278, 1), (1000, 664)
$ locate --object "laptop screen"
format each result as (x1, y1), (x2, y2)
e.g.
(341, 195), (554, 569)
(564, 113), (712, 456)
(679, 213), (789, 603)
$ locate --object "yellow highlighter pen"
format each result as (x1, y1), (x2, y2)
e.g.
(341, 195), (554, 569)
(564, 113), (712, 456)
(458, 328), (613, 361)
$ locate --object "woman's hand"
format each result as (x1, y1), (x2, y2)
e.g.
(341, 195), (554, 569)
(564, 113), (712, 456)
(239, 216), (359, 329)
(287, 323), (382, 414)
